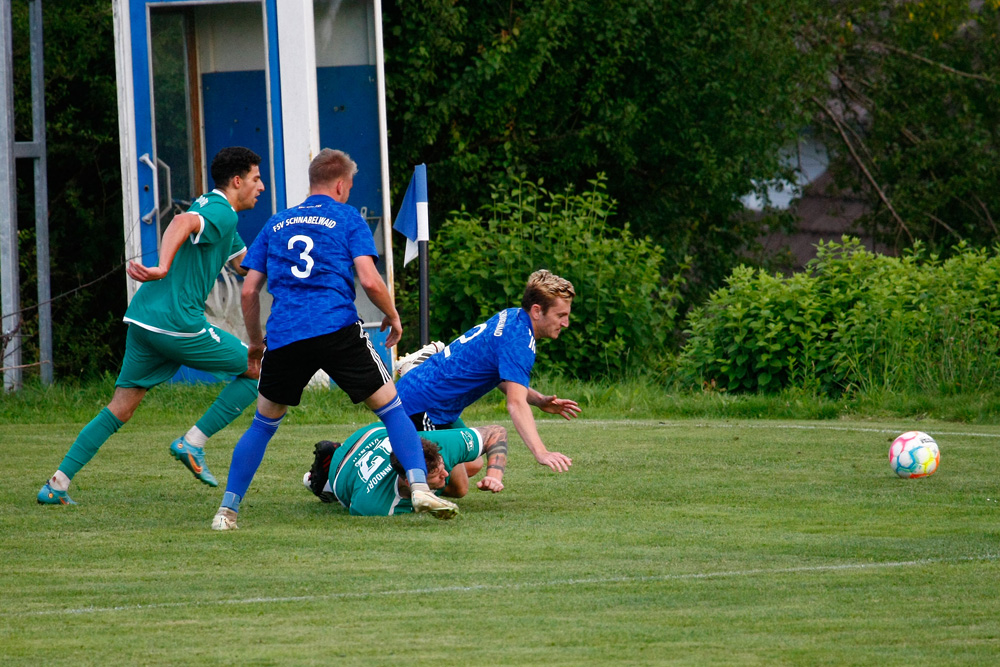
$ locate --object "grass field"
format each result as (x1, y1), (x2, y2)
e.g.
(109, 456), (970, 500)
(2, 395), (999, 665)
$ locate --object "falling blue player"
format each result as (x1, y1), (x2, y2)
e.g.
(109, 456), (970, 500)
(396, 270), (580, 473)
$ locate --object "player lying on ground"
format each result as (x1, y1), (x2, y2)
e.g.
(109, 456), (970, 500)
(303, 424), (509, 516)
(395, 269), (581, 473)
(38, 147), (264, 505)
(211, 148), (456, 530)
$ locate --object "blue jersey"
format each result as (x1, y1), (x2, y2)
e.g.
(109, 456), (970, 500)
(243, 194), (377, 350)
(397, 308), (536, 424)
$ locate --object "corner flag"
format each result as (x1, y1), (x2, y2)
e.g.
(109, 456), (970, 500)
(392, 164), (431, 345)
(393, 164), (428, 266)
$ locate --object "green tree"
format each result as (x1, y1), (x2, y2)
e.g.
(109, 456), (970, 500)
(812, 0), (1000, 252)
(396, 175), (683, 378)
(11, 1), (125, 379)
(383, 0), (832, 304)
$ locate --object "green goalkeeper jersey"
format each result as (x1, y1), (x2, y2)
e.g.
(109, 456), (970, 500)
(330, 422), (484, 516)
(123, 190), (245, 336)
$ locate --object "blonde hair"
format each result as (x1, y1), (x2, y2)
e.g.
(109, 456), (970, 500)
(521, 270), (575, 312)
(308, 149), (358, 188)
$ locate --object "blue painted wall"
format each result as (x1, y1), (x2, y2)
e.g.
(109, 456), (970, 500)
(316, 65), (381, 219)
(202, 70), (274, 246)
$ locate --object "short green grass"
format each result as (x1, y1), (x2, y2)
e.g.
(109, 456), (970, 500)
(12, 373), (1000, 424)
(2, 387), (999, 665)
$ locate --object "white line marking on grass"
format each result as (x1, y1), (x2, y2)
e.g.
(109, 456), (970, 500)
(554, 420), (1000, 439)
(8, 553), (997, 618)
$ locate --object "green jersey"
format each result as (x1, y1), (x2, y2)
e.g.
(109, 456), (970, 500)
(123, 190), (245, 336)
(330, 422), (484, 516)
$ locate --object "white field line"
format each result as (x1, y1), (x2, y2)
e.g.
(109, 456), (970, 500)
(539, 419), (1000, 439)
(7, 553), (997, 619)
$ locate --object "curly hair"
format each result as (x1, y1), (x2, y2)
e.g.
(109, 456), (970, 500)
(389, 438), (443, 477)
(210, 146), (261, 188)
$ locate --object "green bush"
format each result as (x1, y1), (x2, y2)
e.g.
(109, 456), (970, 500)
(679, 237), (1000, 396)
(398, 175), (684, 379)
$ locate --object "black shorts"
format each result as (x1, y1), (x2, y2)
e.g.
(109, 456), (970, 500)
(409, 412), (460, 432)
(258, 322), (391, 406)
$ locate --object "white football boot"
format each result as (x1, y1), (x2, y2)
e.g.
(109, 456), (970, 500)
(211, 507), (239, 531)
(410, 487), (459, 520)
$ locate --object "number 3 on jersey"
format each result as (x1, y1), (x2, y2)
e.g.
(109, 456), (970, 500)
(288, 234), (314, 278)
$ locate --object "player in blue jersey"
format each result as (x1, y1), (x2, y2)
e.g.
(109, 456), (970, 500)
(211, 148), (457, 530)
(36, 147), (265, 506)
(396, 270), (580, 473)
(301, 423), (508, 516)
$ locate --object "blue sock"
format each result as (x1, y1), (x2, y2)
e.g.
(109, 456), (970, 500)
(221, 410), (283, 511)
(374, 395), (427, 485)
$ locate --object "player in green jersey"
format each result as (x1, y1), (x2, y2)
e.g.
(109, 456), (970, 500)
(37, 147), (265, 506)
(302, 424), (509, 516)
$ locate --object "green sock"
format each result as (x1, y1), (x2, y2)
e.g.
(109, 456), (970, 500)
(194, 376), (258, 438)
(59, 407), (125, 479)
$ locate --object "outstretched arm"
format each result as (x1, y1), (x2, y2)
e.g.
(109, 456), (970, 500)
(126, 212), (201, 282)
(500, 381), (581, 421)
(504, 382), (572, 473)
(475, 424), (508, 492)
(353, 255), (402, 348)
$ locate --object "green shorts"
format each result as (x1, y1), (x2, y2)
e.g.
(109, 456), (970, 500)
(117, 323), (249, 389)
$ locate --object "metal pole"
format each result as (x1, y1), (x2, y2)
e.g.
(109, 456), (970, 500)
(419, 240), (429, 346)
(372, 0), (399, 359)
(30, 0), (52, 384)
(0, 0), (23, 391)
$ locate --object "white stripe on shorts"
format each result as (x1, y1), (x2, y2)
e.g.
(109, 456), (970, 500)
(359, 322), (392, 385)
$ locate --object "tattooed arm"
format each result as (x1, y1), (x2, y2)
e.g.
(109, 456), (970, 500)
(475, 424), (508, 493)
(439, 425), (508, 497)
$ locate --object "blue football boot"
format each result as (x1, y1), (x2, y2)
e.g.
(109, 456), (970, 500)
(37, 482), (77, 505)
(169, 437), (218, 487)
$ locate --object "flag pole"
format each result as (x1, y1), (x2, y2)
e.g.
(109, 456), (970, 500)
(413, 164), (430, 346)
(392, 163), (430, 346)
(419, 239), (429, 346)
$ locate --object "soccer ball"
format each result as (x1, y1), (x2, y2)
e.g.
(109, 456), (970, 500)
(889, 431), (940, 478)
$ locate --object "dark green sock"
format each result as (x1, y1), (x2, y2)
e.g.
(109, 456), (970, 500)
(59, 407), (125, 479)
(194, 376), (258, 438)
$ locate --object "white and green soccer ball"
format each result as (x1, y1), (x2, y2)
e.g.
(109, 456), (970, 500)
(889, 431), (940, 478)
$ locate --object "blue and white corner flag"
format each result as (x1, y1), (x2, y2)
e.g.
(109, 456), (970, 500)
(393, 164), (428, 266)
